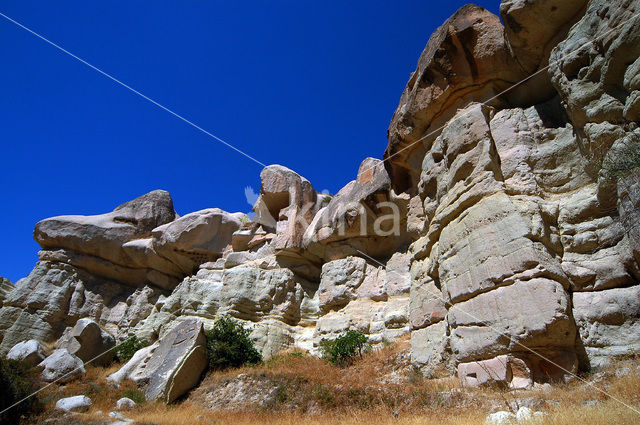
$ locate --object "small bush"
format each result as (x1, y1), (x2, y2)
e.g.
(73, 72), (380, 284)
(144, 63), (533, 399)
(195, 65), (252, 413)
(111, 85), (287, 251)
(123, 388), (146, 405)
(0, 358), (40, 425)
(116, 335), (148, 363)
(205, 316), (262, 370)
(319, 330), (370, 367)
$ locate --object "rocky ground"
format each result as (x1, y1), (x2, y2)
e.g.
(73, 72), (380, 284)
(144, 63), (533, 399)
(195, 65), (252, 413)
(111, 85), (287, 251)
(17, 340), (640, 425)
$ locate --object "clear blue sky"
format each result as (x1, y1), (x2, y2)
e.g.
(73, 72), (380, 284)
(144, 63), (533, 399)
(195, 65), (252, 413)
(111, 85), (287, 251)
(0, 1), (498, 283)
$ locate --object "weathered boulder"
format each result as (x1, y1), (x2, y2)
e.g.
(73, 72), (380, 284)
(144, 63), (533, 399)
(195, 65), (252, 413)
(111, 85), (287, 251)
(448, 278), (575, 363)
(58, 318), (116, 366)
(385, 4), (530, 192)
(410, 321), (451, 378)
(116, 397), (137, 411)
(111, 319), (207, 403)
(457, 355), (532, 389)
(151, 208), (242, 274)
(6, 340), (46, 367)
(39, 349), (85, 383)
(55, 395), (92, 413)
(549, 0), (640, 148)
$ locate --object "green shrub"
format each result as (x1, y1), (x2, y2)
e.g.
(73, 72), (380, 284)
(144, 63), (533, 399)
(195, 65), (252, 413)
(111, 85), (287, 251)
(0, 358), (40, 425)
(205, 316), (262, 370)
(319, 330), (370, 367)
(123, 388), (146, 405)
(116, 335), (148, 363)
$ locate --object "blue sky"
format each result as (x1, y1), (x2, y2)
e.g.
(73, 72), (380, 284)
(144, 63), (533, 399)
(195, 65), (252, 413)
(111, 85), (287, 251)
(0, 1), (498, 283)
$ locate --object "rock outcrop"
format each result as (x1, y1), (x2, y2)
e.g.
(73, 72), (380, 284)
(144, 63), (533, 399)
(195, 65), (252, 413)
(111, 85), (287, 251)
(0, 277), (13, 308)
(7, 339), (47, 367)
(57, 318), (116, 366)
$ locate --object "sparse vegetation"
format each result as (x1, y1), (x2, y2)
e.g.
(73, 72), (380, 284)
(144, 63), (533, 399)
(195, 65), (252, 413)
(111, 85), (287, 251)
(319, 330), (370, 366)
(600, 135), (640, 179)
(115, 334), (148, 363)
(0, 358), (40, 425)
(123, 388), (146, 405)
(205, 316), (262, 370)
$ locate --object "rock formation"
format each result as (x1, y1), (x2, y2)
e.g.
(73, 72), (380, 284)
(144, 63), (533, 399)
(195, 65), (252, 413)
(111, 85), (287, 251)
(0, 277), (13, 308)
(2, 0), (640, 391)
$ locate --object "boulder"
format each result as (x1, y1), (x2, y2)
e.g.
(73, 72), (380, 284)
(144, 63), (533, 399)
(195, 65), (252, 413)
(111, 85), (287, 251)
(55, 395), (92, 413)
(116, 397), (137, 411)
(58, 318), (116, 366)
(458, 355), (533, 389)
(152, 208), (242, 274)
(500, 0), (588, 73)
(113, 319), (208, 403)
(6, 340), (46, 367)
(39, 349), (85, 383)
(410, 321), (452, 378)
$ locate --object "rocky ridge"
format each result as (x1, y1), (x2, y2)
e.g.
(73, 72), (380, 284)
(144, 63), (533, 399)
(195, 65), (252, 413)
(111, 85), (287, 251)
(2, 0), (640, 397)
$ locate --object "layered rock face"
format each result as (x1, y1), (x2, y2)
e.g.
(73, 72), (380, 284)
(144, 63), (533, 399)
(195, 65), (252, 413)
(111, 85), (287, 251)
(2, 0), (640, 387)
(399, 0), (640, 380)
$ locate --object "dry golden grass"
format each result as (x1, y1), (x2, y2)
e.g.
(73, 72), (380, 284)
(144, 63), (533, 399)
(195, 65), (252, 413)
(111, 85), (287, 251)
(21, 343), (640, 425)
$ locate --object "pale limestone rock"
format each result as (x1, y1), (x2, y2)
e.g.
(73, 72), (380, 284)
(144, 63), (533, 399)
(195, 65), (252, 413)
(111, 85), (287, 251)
(573, 286), (640, 367)
(385, 5), (530, 192)
(448, 278), (575, 363)
(58, 318), (115, 366)
(39, 349), (85, 383)
(0, 261), (164, 355)
(122, 319), (207, 403)
(303, 158), (410, 260)
(458, 355), (532, 389)
(500, 0), (588, 73)
(152, 208), (242, 274)
(410, 321), (451, 378)
(55, 395), (92, 413)
(116, 397), (137, 411)
(6, 339), (46, 367)
(34, 190), (178, 288)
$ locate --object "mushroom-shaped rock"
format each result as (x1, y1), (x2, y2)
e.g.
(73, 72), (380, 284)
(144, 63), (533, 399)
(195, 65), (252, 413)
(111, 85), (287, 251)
(253, 165), (319, 251)
(152, 209), (243, 274)
(33, 190), (178, 288)
(6, 340), (47, 367)
(39, 349), (86, 383)
(58, 318), (115, 366)
(303, 158), (409, 260)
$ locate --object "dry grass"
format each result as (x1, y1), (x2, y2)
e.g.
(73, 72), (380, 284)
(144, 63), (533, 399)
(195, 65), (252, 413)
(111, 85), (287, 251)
(20, 343), (640, 425)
